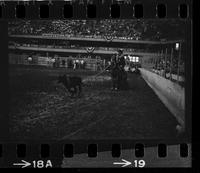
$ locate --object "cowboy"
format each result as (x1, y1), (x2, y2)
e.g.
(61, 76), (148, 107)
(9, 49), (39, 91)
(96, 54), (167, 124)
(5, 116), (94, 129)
(110, 53), (119, 90)
(116, 49), (128, 90)
(117, 49), (126, 70)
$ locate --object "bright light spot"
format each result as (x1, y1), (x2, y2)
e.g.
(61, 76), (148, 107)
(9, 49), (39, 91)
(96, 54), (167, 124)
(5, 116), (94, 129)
(28, 57), (32, 61)
(175, 43), (179, 50)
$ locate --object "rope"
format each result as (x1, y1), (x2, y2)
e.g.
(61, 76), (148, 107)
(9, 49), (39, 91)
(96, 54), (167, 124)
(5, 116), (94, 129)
(83, 65), (111, 83)
(88, 54), (115, 79)
(92, 65), (110, 77)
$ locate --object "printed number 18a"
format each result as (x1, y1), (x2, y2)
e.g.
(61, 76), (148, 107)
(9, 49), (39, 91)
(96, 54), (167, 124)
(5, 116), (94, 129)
(32, 160), (52, 168)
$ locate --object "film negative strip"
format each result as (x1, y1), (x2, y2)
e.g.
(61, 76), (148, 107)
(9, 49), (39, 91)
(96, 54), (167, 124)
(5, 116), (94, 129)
(0, 0), (193, 169)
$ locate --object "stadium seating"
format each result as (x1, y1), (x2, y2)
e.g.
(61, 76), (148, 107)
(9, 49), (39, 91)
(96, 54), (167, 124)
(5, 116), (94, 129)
(8, 20), (181, 41)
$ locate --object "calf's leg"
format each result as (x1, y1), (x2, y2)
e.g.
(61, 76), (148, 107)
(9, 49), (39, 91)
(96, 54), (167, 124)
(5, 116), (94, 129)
(78, 84), (82, 96)
(73, 87), (77, 96)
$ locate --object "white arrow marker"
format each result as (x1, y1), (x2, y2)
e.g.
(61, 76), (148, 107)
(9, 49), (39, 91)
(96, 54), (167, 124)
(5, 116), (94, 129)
(113, 159), (132, 167)
(13, 160), (31, 168)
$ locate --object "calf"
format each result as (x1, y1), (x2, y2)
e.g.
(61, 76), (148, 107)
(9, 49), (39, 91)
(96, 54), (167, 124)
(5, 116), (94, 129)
(57, 74), (82, 96)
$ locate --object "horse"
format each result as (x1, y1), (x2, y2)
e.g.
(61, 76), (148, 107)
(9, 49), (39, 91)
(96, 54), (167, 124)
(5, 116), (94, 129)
(110, 64), (120, 90)
(117, 66), (129, 90)
(110, 63), (128, 90)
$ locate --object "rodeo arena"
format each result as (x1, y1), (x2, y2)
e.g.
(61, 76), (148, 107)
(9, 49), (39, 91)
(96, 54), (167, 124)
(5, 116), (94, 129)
(9, 20), (187, 140)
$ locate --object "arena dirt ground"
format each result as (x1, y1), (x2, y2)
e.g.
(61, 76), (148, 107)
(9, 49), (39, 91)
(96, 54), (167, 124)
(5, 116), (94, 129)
(9, 65), (178, 140)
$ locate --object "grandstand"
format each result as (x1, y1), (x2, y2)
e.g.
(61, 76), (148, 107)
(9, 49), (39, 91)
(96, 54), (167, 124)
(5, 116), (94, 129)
(8, 19), (186, 40)
(8, 20), (186, 85)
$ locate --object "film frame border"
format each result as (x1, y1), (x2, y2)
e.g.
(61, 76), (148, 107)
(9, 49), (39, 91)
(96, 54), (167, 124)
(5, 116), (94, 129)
(0, 0), (191, 19)
(0, 0), (193, 169)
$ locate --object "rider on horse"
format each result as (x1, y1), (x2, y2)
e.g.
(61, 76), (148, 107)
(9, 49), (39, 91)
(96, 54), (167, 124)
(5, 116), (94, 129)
(110, 49), (127, 90)
(110, 53), (118, 90)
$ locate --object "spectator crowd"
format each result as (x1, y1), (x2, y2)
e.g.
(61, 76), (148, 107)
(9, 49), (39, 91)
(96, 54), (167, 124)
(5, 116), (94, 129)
(8, 20), (186, 41)
(145, 55), (185, 84)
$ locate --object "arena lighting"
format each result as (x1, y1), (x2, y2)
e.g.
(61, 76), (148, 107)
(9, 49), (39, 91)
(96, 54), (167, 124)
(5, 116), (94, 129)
(28, 57), (32, 61)
(175, 42), (180, 50)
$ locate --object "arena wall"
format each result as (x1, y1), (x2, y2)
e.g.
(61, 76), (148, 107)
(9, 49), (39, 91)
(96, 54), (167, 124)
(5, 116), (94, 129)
(139, 68), (185, 128)
(9, 53), (98, 71)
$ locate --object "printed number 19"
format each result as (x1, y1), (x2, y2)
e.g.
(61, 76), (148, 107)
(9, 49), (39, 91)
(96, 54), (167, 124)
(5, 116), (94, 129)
(133, 160), (145, 167)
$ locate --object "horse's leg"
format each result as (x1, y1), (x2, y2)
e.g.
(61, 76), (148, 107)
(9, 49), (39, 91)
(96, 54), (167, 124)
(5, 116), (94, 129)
(67, 88), (73, 97)
(120, 71), (124, 89)
(111, 71), (114, 90)
(112, 78), (115, 90)
(62, 86), (69, 97)
(117, 70), (121, 90)
(72, 87), (77, 97)
(120, 69), (125, 89)
(117, 77), (120, 90)
(111, 75), (117, 90)
(124, 71), (128, 89)
(114, 80), (117, 89)
(112, 79), (115, 89)
(78, 84), (82, 96)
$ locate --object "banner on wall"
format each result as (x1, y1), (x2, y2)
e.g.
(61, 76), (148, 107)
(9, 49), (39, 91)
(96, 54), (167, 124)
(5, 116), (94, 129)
(85, 47), (95, 53)
(103, 34), (114, 42)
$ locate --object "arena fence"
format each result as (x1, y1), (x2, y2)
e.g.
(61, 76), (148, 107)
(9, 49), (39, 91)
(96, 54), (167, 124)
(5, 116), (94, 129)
(140, 68), (185, 129)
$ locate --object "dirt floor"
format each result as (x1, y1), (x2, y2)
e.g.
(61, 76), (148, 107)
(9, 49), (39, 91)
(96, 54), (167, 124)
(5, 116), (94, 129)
(9, 65), (179, 140)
